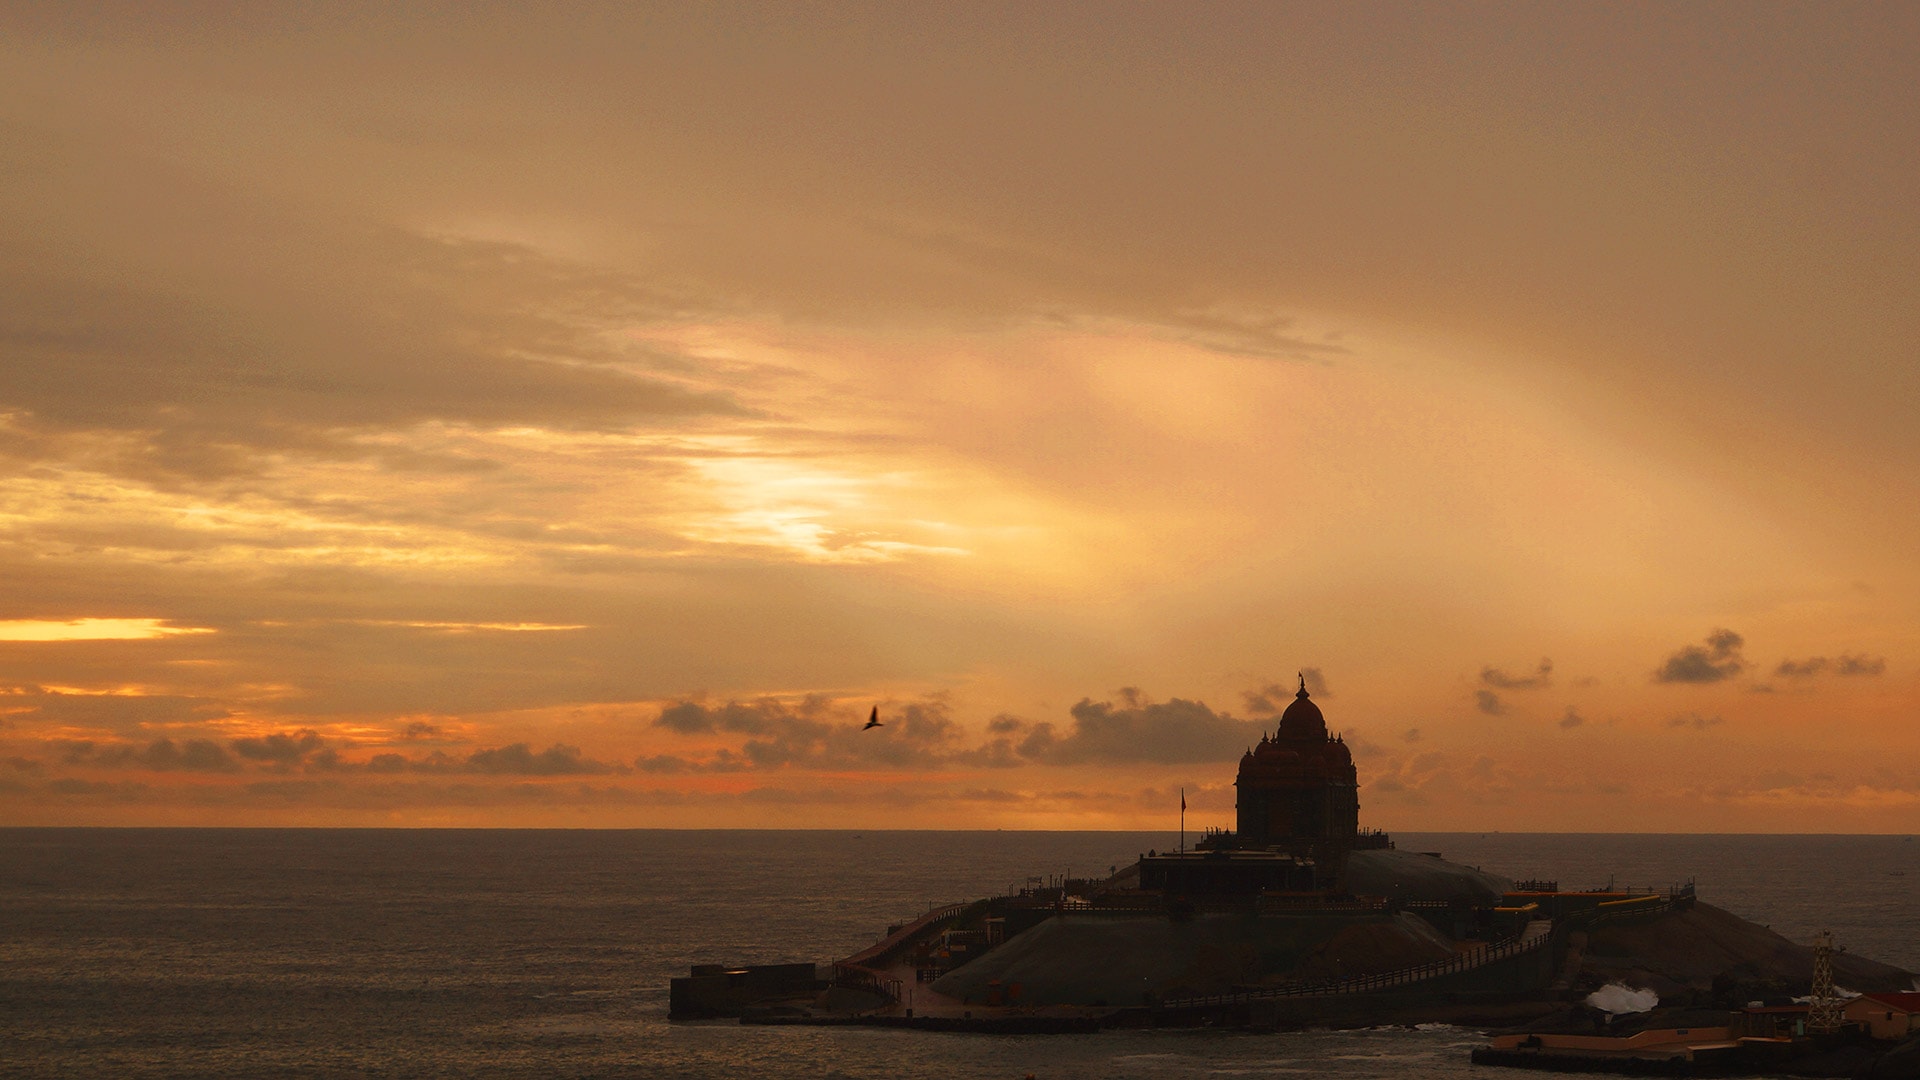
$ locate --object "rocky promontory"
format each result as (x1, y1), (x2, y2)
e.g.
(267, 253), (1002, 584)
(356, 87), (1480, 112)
(1574, 899), (1912, 1000)
(678, 847), (1914, 1042)
(924, 850), (1911, 1018)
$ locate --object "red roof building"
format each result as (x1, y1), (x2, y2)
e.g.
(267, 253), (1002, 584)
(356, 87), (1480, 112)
(1845, 991), (1920, 1040)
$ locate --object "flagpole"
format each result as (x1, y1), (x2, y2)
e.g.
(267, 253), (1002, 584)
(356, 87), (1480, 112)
(1179, 787), (1185, 855)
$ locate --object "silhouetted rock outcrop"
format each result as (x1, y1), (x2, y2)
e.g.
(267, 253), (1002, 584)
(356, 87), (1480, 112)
(1577, 902), (1914, 999)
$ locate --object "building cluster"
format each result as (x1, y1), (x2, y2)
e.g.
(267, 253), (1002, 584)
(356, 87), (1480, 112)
(1480, 992), (1920, 1070)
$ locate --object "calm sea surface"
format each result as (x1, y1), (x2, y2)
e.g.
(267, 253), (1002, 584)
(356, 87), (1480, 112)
(2, 830), (1915, 1078)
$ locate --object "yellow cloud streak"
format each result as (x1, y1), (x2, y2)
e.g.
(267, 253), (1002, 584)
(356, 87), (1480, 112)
(351, 620), (589, 632)
(0, 619), (213, 642)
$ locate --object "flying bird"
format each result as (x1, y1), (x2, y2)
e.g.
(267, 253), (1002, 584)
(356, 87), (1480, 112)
(863, 706), (883, 730)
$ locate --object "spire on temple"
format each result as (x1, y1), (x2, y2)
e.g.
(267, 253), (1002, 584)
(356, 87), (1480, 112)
(1233, 666), (1357, 864)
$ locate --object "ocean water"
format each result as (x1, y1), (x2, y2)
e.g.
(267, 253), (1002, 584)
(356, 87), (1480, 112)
(2, 829), (1915, 1078)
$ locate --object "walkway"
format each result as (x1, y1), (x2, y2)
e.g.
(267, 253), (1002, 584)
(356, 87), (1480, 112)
(1162, 918), (1554, 1009)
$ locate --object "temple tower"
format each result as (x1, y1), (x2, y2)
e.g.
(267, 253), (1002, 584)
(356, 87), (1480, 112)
(1232, 678), (1359, 878)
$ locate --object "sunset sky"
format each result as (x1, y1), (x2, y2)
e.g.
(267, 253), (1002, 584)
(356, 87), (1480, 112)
(3, 4), (1917, 831)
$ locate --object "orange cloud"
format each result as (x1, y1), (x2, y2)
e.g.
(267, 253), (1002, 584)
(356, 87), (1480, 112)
(0, 619), (213, 642)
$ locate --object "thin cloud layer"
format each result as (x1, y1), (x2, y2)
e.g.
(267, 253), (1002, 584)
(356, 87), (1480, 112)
(1776, 654), (1887, 678)
(38, 731), (623, 781)
(463, 743), (618, 777)
(0, 619), (213, 642)
(648, 696), (978, 772)
(0, 228), (750, 468)
(643, 688), (1276, 772)
(69, 738), (240, 773)
(1482, 659), (1552, 690)
(1, 688), (231, 731)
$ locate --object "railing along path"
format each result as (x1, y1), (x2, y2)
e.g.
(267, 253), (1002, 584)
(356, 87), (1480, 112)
(832, 901), (974, 1000)
(1161, 918), (1554, 1009)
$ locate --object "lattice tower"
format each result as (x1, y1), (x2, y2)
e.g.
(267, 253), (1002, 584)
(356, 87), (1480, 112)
(1807, 930), (1844, 1034)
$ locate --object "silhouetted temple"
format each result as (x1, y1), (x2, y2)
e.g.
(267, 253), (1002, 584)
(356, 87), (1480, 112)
(1234, 680), (1359, 863)
(1139, 677), (1382, 896)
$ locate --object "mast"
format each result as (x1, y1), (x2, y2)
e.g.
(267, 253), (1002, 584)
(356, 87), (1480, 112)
(1808, 930), (1843, 1034)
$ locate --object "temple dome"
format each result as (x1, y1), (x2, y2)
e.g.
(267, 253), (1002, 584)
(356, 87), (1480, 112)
(1275, 682), (1326, 741)
(1229, 672), (1361, 867)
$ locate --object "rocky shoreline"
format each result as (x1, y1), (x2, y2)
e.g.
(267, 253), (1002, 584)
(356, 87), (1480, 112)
(673, 848), (1919, 1075)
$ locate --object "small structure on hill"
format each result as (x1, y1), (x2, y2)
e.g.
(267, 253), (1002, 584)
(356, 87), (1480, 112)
(1141, 676), (1373, 894)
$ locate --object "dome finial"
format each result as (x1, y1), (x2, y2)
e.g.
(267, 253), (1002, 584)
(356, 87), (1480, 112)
(1276, 671), (1327, 740)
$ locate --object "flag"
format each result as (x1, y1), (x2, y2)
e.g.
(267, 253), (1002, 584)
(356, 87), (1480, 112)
(1180, 788), (1186, 812)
